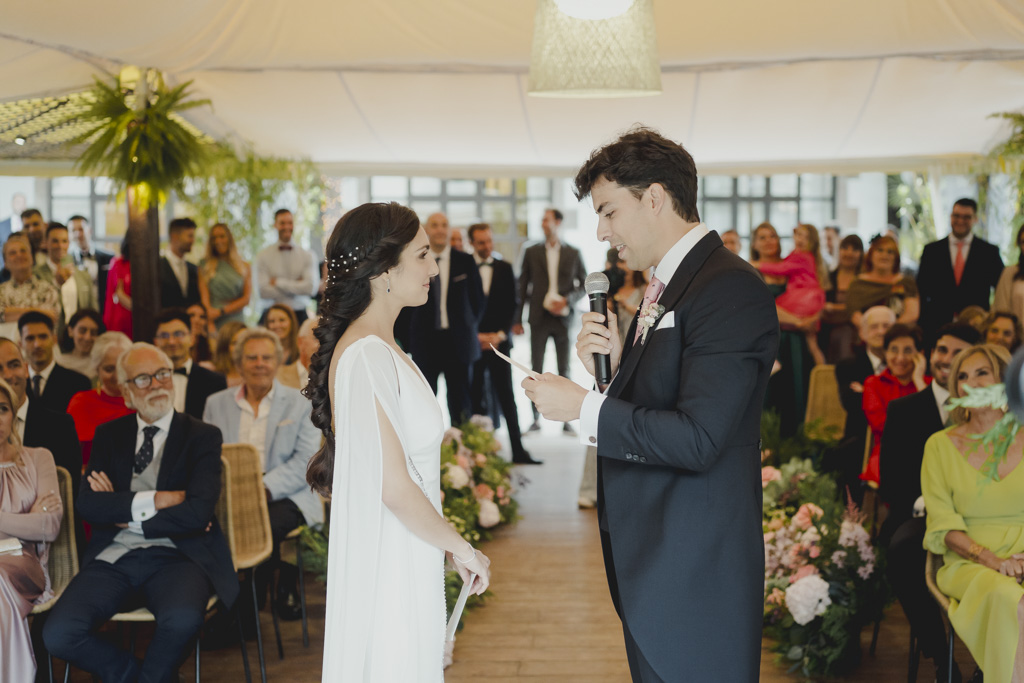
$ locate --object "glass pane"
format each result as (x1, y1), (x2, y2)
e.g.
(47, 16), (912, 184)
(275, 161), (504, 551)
(483, 179), (513, 197)
(800, 200), (832, 229)
(769, 174), (799, 197)
(410, 177), (441, 196)
(410, 201), (443, 224)
(737, 175), (766, 197)
(370, 176), (407, 201)
(446, 201), (479, 227)
(492, 238), (520, 263)
(482, 201), (512, 234)
(737, 201), (767, 234)
(703, 201), (734, 231)
(769, 201), (799, 233)
(101, 200), (128, 239)
(52, 176), (91, 197)
(515, 200), (528, 238)
(340, 178), (360, 210)
(446, 180), (477, 197)
(703, 175), (733, 197)
(526, 178), (551, 198)
(51, 198), (90, 226)
(91, 199), (107, 236)
(800, 174), (832, 199)
(94, 177), (113, 196)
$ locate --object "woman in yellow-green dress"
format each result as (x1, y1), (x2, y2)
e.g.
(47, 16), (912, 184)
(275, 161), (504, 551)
(922, 343), (1024, 682)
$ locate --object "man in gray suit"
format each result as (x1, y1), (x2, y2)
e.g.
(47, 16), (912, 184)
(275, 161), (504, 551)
(514, 208), (586, 434)
(202, 326), (322, 620)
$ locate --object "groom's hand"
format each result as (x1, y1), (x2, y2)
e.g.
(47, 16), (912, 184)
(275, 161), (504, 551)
(576, 308), (621, 384)
(522, 373), (588, 422)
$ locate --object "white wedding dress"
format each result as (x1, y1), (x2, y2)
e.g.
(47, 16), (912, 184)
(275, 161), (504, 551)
(322, 335), (446, 681)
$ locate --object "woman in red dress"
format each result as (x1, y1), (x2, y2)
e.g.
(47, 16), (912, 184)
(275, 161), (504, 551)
(66, 331), (135, 469)
(102, 239), (132, 338)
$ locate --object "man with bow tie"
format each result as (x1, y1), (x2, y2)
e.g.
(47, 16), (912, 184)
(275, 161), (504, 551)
(255, 208), (316, 326)
(152, 308), (226, 419)
(43, 341), (237, 683)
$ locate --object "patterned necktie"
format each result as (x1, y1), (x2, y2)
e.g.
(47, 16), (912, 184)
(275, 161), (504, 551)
(633, 276), (666, 346)
(134, 425), (160, 475)
(953, 241), (965, 286)
(31, 375), (42, 399)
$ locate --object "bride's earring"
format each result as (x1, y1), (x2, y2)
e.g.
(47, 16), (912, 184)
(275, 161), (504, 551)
(385, 276), (391, 294)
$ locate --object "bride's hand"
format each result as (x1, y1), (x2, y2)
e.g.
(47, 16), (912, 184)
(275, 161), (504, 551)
(453, 548), (491, 595)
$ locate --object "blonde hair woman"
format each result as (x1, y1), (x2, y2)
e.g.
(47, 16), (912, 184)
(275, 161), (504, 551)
(199, 223), (251, 331)
(213, 320), (247, 388)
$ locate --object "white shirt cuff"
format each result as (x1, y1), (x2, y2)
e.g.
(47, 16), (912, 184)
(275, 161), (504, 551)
(127, 521), (144, 534)
(579, 390), (607, 447)
(131, 491), (158, 523)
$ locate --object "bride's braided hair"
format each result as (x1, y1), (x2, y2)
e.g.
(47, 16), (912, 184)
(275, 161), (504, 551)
(304, 202), (421, 496)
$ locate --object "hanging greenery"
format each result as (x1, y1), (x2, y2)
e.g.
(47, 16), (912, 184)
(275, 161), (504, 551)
(990, 112), (1024, 226)
(69, 71), (211, 207)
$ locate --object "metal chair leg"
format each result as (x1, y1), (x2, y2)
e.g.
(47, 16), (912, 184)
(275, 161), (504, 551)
(236, 604), (253, 683)
(195, 636), (201, 682)
(249, 569), (269, 683)
(907, 627), (919, 683)
(869, 616), (880, 655)
(947, 628), (955, 683)
(64, 662), (72, 683)
(297, 540), (309, 648)
(270, 565), (284, 660)
(47, 654), (54, 683)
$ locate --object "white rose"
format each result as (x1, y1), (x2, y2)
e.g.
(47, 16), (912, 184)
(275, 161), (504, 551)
(469, 414), (494, 432)
(784, 574), (832, 626)
(443, 462), (471, 489)
(478, 499), (501, 528)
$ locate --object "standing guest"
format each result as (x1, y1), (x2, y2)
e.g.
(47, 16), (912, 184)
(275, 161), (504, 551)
(158, 218), (200, 310)
(0, 234), (60, 333)
(845, 234), (919, 328)
(199, 222), (251, 332)
(449, 228), (465, 252)
(68, 215), (113, 318)
(860, 323), (929, 486)
(102, 239), (132, 337)
(721, 229), (741, 255)
(513, 208), (586, 434)
(66, 332), (135, 468)
(878, 322), (979, 682)
(34, 222), (97, 338)
(526, 126), (779, 682)
(203, 328), (323, 619)
(0, 376), (62, 683)
(403, 212), (485, 425)
(917, 198), (1003, 341)
(255, 208), (316, 326)
(822, 225), (841, 270)
(820, 234), (864, 363)
(152, 308), (226, 420)
(994, 223), (1024, 323)
(20, 311), (91, 414)
(294, 317), (318, 390)
(213, 321), (247, 388)
(186, 303), (215, 369)
(56, 308), (105, 380)
(42, 343), (237, 683)
(466, 223), (535, 464)
(983, 310), (1022, 352)
(20, 209), (47, 265)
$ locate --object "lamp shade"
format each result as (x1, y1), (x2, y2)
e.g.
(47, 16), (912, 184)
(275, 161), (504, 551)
(528, 0), (662, 98)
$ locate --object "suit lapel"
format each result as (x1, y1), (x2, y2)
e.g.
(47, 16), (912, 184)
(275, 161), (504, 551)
(609, 233), (721, 398)
(263, 384), (284, 457)
(115, 416), (139, 490)
(156, 412), (186, 490)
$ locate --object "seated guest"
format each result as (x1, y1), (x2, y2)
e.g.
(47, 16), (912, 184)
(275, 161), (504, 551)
(186, 303), (215, 370)
(860, 323), (929, 486)
(152, 308), (226, 419)
(19, 311), (91, 414)
(984, 310), (1022, 352)
(56, 308), (105, 380)
(203, 327), (321, 619)
(33, 222), (97, 338)
(294, 316), (318, 390)
(820, 234), (864, 363)
(266, 304), (301, 387)
(43, 343), (237, 682)
(0, 376), (62, 683)
(0, 235), (60, 333)
(213, 320), (247, 388)
(957, 304), (989, 333)
(922, 343), (1023, 683)
(846, 235), (919, 329)
(67, 332), (135, 468)
(829, 305), (895, 499)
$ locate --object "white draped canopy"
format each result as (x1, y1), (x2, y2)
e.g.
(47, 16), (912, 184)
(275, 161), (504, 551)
(2, 0), (1024, 174)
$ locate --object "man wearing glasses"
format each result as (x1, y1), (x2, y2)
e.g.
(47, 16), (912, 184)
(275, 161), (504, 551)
(44, 342), (237, 683)
(152, 307), (226, 419)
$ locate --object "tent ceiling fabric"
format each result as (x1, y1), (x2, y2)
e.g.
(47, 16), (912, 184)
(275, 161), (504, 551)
(2, 0), (1024, 174)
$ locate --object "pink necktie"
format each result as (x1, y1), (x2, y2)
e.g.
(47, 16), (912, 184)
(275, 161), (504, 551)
(953, 241), (965, 286)
(633, 276), (666, 346)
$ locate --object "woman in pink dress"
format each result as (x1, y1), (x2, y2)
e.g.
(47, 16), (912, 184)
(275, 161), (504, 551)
(755, 223), (829, 365)
(102, 239), (132, 338)
(0, 376), (62, 681)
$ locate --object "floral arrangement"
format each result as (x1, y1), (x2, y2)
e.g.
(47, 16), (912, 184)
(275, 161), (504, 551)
(761, 459), (889, 678)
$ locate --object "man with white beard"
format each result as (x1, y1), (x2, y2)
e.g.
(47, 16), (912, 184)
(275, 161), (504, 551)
(44, 342), (237, 683)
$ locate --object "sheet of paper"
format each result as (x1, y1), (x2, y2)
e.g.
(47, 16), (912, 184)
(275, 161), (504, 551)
(490, 344), (541, 379)
(446, 573), (476, 642)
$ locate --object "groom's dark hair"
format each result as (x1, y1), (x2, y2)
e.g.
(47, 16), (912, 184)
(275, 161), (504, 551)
(573, 125), (700, 223)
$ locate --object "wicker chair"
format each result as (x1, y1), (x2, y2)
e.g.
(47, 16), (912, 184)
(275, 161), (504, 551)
(925, 551), (958, 683)
(221, 442), (275, 683)
(804, 364), (847, 439)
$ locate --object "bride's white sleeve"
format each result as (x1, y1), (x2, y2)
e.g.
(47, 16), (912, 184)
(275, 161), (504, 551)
(322, 339), (407, 680)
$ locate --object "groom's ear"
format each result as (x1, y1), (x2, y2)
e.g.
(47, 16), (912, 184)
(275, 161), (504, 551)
(648, 183), (667, 216)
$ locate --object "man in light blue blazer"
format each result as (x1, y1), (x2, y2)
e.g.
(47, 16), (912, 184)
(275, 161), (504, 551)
(203, 326), (322, 620)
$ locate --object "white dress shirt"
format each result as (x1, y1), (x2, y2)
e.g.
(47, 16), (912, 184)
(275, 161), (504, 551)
(474, 253), (494, 297)
(432, 245), (451, 330)
(578, 224), (711, 446)
(127, 409), (175, 532)
(28, 359), (57, 398)
(235, 384), (275, 470)
(255, 240), (316, 310)
(932, 381), (950, 425)
(867, 349), (886, 375)
(172, 358), (192, 414)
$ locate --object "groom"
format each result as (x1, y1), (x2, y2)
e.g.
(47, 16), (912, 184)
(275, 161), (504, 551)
(524, 127), (779, 681)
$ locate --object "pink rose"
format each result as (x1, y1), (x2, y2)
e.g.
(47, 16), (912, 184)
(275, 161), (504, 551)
(456, 454), (472, 471)
(793, 503), (824, 530)
(767, 517), (784, 531)
(496, 485), (506, 498)
(790, 564), (818, 583)
(809, 546), (821, 559)
(761, 466), (782, 488)
(473, 483), (495, 501)
(767, 587), (786, 605)
(475, 453), (487, 467)
(442, 428), (463, 447)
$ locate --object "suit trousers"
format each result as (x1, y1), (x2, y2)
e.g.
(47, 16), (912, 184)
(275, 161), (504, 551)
(529, 317), (570, 420)
(255, 498), (306, 599)
(43, 547), (212, 683)
(471, 350), (526, 457)
(418, 329), (473, 424)
(887, 517), (950, 662)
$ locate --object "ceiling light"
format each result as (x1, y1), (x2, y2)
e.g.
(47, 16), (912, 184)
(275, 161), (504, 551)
(14, 136), (26, 145)
(554, 0), (635, 20)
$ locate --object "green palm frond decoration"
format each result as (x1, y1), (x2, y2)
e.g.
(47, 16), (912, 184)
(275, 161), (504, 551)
(69, 72), (211, 206)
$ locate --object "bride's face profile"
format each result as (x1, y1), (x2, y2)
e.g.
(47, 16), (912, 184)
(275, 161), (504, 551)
(385, 226), (437, 306)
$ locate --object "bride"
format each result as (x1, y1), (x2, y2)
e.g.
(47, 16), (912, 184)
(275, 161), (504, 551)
(306, 202), (491, 681)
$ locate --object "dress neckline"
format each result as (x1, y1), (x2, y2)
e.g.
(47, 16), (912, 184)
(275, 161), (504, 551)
(343, 334), (434, 394)
(941, 428), (1024, 482)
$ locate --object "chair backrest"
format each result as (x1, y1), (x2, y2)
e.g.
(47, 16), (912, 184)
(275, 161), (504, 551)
(220, 443), (274, 571)
(48, 465), (79, 594)
(925, 551), (950, 611)
(804, 364), (846, 438)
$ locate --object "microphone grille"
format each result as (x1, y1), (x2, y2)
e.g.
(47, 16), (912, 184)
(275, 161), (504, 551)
(585, 272), (610, 295)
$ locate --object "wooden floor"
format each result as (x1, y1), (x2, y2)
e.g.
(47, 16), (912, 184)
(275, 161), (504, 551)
(58, 425), (976, 681)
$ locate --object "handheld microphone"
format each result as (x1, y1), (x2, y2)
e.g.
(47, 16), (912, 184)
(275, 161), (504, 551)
(584, 272), (612, 385)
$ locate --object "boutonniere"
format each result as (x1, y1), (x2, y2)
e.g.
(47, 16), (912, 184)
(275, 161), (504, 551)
(637, 302), (666, 344)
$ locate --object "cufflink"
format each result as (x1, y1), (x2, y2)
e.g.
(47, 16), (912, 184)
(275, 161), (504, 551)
(589, 436), (596, 444)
